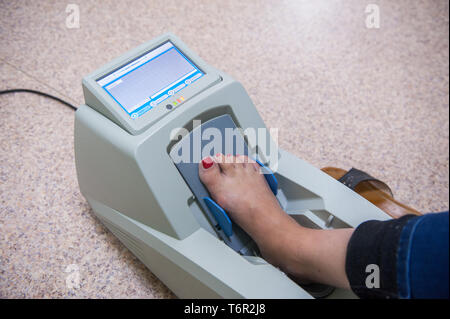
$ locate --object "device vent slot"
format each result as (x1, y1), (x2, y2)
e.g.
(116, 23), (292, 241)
(98, 218), (146, 262)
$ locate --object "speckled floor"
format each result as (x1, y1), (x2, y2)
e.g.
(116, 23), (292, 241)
(0, 0), (448, 298)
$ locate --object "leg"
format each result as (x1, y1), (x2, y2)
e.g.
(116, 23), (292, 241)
(199, 154), (353, 289)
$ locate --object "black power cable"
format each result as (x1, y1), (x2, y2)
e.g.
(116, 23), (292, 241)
(0, 89), (77, 111)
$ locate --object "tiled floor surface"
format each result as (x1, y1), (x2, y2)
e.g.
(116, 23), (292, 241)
(0, 0), (448, 298)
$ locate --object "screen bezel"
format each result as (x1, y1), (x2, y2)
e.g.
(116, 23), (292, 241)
(83, 33), (222, 135)
(96, 40), (204, 85)
(97, 40), (205, 119)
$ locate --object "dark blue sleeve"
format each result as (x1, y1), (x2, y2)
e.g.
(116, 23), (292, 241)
(397, 211), (449, 298)
(345, 212), (449, 299)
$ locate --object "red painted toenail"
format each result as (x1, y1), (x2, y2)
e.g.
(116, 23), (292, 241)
(202, 157), (214, 169)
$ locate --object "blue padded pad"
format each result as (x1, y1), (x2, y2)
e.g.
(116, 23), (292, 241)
(204, 197), (233, 237)
(255, 159), (278, 196)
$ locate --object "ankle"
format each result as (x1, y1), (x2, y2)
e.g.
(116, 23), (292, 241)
(246, 205), (292, 242)
(254, 214), (308, 269)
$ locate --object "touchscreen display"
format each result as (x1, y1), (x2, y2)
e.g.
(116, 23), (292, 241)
(97, 41), (204, 119)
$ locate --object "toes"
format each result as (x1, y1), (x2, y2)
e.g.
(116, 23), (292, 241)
(251, 160), (260, 172)
(235, 155), (246, 164)
(199, 156), (221, 188)
(214, 153), (259, 174)
(236, 155), (259, 172)
(215, 153), (235, 174)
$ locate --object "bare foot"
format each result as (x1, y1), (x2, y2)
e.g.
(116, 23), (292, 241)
(199, 154), (354, 290)
(198, 154), (301, 268)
